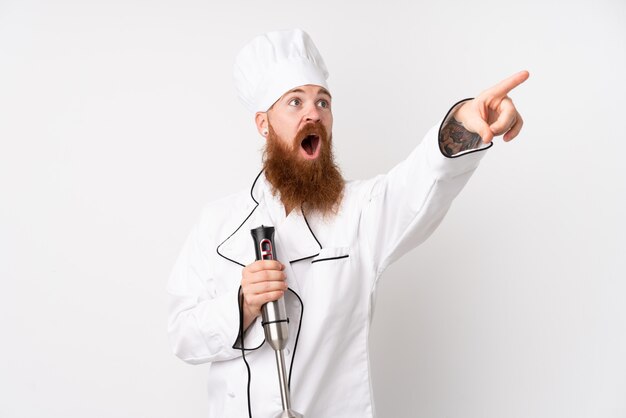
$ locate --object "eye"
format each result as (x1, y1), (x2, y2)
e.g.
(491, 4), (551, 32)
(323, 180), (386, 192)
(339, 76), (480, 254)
(317, 99), (330, 109)
(288, 98), (301, 106)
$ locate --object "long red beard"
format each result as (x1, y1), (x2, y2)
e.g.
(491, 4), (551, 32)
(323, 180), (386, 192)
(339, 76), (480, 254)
(262, 121), (344, 217)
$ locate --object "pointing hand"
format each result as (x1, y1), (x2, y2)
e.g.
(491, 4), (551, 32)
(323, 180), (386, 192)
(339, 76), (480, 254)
(454, 70), (530, 144)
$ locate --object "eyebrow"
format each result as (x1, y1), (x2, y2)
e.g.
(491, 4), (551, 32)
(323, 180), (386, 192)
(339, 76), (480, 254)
(285, 87), (332, 100)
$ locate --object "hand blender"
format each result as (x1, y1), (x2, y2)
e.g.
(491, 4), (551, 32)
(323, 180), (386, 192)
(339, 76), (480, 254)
(250, 226), (303, 418)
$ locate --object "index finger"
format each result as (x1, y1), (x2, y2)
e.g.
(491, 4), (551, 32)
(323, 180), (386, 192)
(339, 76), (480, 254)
(246, 259), (284, 272)
(486, 70), (530, 98)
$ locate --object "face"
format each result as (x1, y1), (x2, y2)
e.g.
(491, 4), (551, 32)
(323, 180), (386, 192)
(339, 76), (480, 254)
(257, 84), (344, 216)
(257, 84), (333, 160)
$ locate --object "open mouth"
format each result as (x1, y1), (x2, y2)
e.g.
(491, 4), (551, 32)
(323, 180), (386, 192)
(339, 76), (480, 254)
(300, 134), (321, 159)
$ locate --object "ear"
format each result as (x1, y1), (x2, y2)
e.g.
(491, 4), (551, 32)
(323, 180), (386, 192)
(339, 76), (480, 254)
(255, 111), (269, 138)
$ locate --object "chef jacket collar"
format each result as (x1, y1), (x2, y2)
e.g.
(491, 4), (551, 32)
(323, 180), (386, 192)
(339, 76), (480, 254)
(216, 170), (322, 269)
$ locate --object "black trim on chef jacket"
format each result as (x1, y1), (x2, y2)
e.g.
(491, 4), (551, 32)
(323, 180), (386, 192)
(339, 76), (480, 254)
(301, 204), (322, 248)
(215, 169), (318, 417)
(311, 254), (350, 263)
(215, 170), (263, 269)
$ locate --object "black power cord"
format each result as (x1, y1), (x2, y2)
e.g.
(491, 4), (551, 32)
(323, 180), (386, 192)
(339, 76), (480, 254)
(237, 286), (253, 418)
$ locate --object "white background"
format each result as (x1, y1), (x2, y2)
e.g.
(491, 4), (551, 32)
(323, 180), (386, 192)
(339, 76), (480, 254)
(1, 0), (625, 417)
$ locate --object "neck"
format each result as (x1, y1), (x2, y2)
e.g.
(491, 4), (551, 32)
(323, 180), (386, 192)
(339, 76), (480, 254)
(283, 201), (296, 216)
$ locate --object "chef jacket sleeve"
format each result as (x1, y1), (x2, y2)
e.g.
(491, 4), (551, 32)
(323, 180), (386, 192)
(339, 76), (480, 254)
(361, 99), (492, 277)
(167, 213), (245, 364)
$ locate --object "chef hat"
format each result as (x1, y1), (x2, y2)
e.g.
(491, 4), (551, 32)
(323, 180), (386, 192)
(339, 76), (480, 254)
(233, 28), (330, 113)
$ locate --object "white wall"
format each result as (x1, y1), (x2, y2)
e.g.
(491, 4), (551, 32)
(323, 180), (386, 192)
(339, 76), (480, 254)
(1, 0), (624, 417)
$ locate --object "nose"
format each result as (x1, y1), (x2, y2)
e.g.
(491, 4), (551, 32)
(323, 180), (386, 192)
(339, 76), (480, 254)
(304, 102), (322, 123)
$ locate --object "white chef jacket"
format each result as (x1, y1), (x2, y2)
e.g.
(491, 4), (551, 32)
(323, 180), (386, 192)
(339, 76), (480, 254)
(167, 100), (491, 417)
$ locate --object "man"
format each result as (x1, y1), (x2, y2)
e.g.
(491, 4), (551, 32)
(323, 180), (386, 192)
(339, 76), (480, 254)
(167, 28), (528, 417)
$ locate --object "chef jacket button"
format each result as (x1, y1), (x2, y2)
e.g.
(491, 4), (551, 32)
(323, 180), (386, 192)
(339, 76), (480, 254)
(227, 392), (235, 398)
(285, 348), (291, 356)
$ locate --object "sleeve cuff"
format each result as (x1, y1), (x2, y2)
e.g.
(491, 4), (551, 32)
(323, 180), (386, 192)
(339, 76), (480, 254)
(424, 99), (492, 179)
(438, 98), (493, 158)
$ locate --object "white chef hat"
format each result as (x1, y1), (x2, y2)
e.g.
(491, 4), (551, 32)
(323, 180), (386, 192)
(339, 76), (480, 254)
(233, 28), (330, 113)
